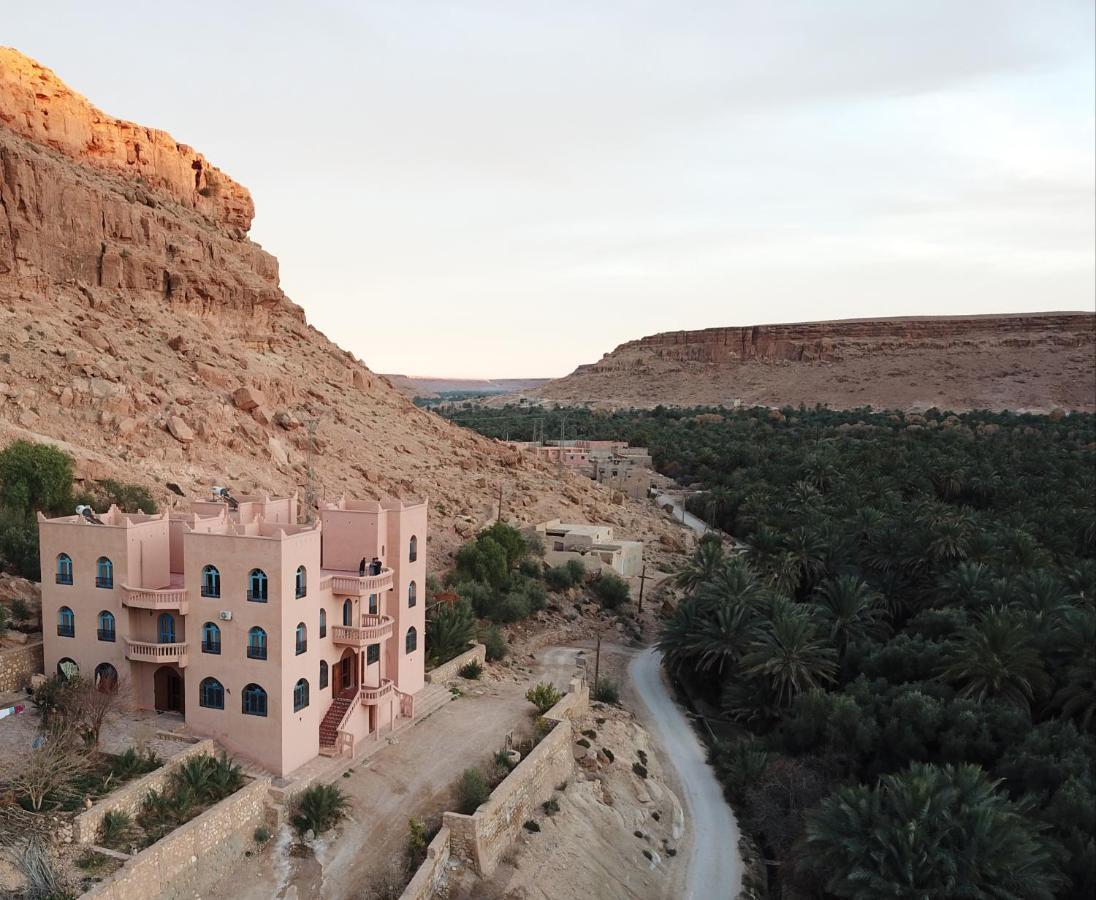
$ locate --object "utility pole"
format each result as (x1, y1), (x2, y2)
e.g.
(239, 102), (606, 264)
(497, 481), (504, 523)
(593, 630), (602, 699)
(637, 564), (649, 616)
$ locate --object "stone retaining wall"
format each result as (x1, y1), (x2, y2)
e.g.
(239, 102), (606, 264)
(72, 740), (216, 844)
(398, 825), (452, 900)
(425, 643), (486, 684)
(80, 777), (270, 900)
(0, 640), (43, 691)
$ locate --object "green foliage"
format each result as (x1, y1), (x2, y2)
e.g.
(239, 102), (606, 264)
(523, 819), (540, 832)
(456, 768), (491, 814)
(0, 505), (41, 579)
(426, 598), (477, 666)
(593, 678), (619, 705)
(480, 625), (508, 661)
(254, 825), (272, 844)
(458, 659), (483, 679)
(525, 682), (563, 714)
(454, 537), (509, 588)
(590, 572), (630, 609)
(0, 604), (7, 638)
(0, 440), (74, 518)
(479, 522), (527, 568)
(408, 817), (428, 868)
(99, 810), (137, 850)
(292, 783), (350, 835)
(9, 597), (30, 623)
(545, 564), (578, 591)
(75, 479), (158, 515)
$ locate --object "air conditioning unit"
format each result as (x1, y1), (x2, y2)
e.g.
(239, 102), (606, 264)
(218, 610), (233, 621)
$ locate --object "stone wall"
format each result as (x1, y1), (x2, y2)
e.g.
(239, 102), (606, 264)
(80, 777), (270, 900)
(425, 643), (485, 684)
(398, 825), (451, 900)
(0, 640), (43, 691)
(72, 740), (216, 844)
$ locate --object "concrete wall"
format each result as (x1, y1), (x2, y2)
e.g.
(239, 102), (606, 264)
(398, 825), (451, 900)
(80, 777), (270, 900)
(0, 640), (43, 690)
(425, 643), (485, 684)
(73, 740), (216, 844)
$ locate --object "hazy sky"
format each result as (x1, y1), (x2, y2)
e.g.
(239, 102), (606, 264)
(6, 2), (1094, 378)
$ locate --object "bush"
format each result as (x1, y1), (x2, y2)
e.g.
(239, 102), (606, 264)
(591, 573), (630, 610)
(542, 798), (560, 815)
(526, 682), (563, 714)
(633, 762), (648, 779)
(565, 559), (587, 583)
(408, 817), (428, 868)
(545, 565), (578, 591)
(99, 810), (137, 850)
(459, 660), (483, 680)
(292, 783), (350, 835)
(594, 678), (620, 705)
(426, 598), (476, 666)
(456, 768), (491, 814)
(480, 625), (508, 662)
(523, 819), (541, 832)
(254, 825), (272, 844)
(0, 440), (74, 517)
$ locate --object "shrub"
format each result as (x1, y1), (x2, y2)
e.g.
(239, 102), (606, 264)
(603, 748), (615, 763)
(456, 768), (491, 814)
(523, 820), (541, 832)
(582, 729), (597, 739)
(426, 598), (476, 666)
(576, 738), (591, 748)
(459, 660), (483, 680)
(526, 682), (563, 714)
(0, 440), (74, 517)
(633, 762), (648, 779)
(591, 573), (630, 610)
(565, 559), (587, 583)
(494, 749), (517, 771)
(518, 557), (543, 579)
(545, 565), (577, 591)
(481, 625), (508, 661)
(292, 783), (350, 835)
(254, 825), (272, 844)
(542, 798), (560, 815)
(408, 817), (428, 868)
(9, 597), (31, 623)
(0, 604), (7, 638)
(99, 810), (136, 850)
(594, 678), (620, 705)
(110, 747), (162, 780)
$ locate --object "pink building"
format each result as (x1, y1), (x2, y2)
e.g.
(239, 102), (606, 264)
(37, 493), (427, 776)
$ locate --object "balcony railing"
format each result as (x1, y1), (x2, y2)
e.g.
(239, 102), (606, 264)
(247, 645), (267, 660)
(202, 640), (221, 655)
(325, 568), (394, 597)
(125, 639), (188, 667)
(95, 577), (114, 589)
(97, 629), (116, 642)
(360, 679), (395, 704)
(122, 585), (188, 614)
(201, 586), (220, 598)
(57, 624), (74, 638)
(247, 590), (267, 603)
(56, 573), (73, 585)
(330, 615), (395, 647)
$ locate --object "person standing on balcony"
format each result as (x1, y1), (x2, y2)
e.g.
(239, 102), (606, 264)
(358, 557), (367, 577)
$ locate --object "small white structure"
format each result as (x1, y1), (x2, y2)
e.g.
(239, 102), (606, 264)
(533, 520), (644, 577)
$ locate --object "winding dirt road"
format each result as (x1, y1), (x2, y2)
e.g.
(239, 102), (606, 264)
(629, 647), (743, 899)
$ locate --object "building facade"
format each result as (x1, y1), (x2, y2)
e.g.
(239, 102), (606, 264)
(533, 520), (644, 578)
(38, 493), (427, 776)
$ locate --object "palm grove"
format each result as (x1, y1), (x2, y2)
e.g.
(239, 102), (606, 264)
(443, 404), (1095, 900)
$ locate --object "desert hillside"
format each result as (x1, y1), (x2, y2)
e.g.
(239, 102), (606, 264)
(0, 48), (678, 562)
(531, 314), (1095, 412)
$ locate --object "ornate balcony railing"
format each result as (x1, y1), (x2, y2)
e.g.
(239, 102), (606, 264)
(325, 568), (394, 597)
(360, 679), (395, 704)
(125, 639), (188, 667)
(122, 585), (188, 614)
(330, 614), (395, 647)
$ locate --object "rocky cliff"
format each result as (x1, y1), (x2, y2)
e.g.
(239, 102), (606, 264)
(0, 49), (679, 561)
(535, 314), (1095, 412)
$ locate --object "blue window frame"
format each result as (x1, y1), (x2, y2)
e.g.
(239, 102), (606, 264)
(408, 581), (417, 608)
(242, 683), (267, 716)
(199, 677), (225, 710)
(295, 622), (307, 656)
(405, 626), (417, 654)
(202, 621), (221, 654)
(247, 626), (267, 660)
(367, 643), (380, 665)
(56, 553), (73, 585)
(57, 606), (75, 637)
(201, 565), (221, 598)
(319, 660), (329, 689)
(319, 608), (327, 639)
(342, 599), (352, 627)
(247, 568), (268, 602)
(293, 678), (309, 712)
(97, 610), (116, 642)
(295, 566), (307, 599)
(409, 535), (418, 562)
(95, 557), (114, 589)
(157, 613), (176, 644)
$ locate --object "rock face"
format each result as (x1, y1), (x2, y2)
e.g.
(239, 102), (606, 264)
(0, 49), (680, 560)
(534, 314), (1096, 412)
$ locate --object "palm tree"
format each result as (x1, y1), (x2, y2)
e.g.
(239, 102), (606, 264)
(936, 561), (990, 610)
(801, 763), (1063, 900)
(813, 575), (889, 656)
(426, 598), (476, 666)
(673, 535), (724, 592)
(940, 609), (1049, 710)
(1052, 608), (1096, 730)
(741, 606), (837, 707)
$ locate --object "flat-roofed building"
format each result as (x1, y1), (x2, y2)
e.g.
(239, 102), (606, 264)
(533, 519), (644, 578)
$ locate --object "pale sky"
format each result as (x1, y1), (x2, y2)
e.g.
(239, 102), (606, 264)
(6, 2), (1094, 378)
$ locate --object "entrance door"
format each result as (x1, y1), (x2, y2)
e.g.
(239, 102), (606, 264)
(158, 613), (176, 643)
(338, 648), (357, 694)
(154, 666), (184, 713)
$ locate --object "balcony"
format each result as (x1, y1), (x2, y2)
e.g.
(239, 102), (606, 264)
(324, 568), (394, 597)
(330, 615), (395, 648)
(359, 679), (395, 705)
(125, 639), (189, 667)
(122, 585), (189, 615)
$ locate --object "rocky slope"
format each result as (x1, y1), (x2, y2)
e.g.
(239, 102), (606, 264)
(0, 48), (683, 563)
(532, 314), (1095, 412)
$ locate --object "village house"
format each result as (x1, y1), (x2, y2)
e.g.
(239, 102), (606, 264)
(37, 493), (427, 776)
(533, 519), (644, 578)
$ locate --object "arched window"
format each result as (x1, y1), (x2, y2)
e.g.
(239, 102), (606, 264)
(56, 657), (78, 677)
(247, 626), (268, 660)
(319, 660), (329, 689)
(405, 626), (417, 654)
(295, 622), (307, 655)
(342, 599), (352, 626)
(242, 683), (267, 716)
(201, 565), (221, 598)
(57, 606), (75, 637)
(409, 535), (418, 562)
(157, 613), (176, 644)
(96, 557), (114, 589)
(293, 678), (309, 712)
(56, 553), (73, 585)
(97, 610), (116, 642)
(295, 566), (307, 599)
(408, 581), (417, 608)
(248, 569), (268, 602)
(94, 662), (118, 692)
(202, 621), (221, 654)
(319, 608), (327, 639)
(200, 677), (225, 710)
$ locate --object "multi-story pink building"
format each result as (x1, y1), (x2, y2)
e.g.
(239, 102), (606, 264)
(37, 493), (427, 776)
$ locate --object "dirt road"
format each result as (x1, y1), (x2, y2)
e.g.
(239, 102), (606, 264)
(629, 647), (743, 899)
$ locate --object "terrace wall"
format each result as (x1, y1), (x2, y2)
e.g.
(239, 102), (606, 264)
(0, 640), (43, 691)
(425, 643), (485, 684)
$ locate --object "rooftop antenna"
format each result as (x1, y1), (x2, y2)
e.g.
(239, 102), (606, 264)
(75, 505), (103, 525)
(212, 486), (239, 510)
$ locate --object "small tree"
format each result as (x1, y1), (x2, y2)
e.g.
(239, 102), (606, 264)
(456, 768), (490, 814)
(480, 625), (508, 661)
(526, 682), (563, 714)
(292, 783), (350, 835)
(426, 598), (476, 666)
(8, 724), (90, 810)
(591, 572), (630, 610)
(0, 440), (75, 517)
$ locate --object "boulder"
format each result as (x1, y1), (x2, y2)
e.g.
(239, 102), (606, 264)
(232, 386), (265, 411)
(167, 416), (194, 443)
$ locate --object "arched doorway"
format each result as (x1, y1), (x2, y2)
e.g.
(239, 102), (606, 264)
(154, 666), (184, 713)
(337, 647), (357, 695)
(94, 662), (119, 692)
(56, 657), (78, 678)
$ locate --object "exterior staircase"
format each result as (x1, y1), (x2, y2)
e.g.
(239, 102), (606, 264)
(319, 689), (356, 752)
